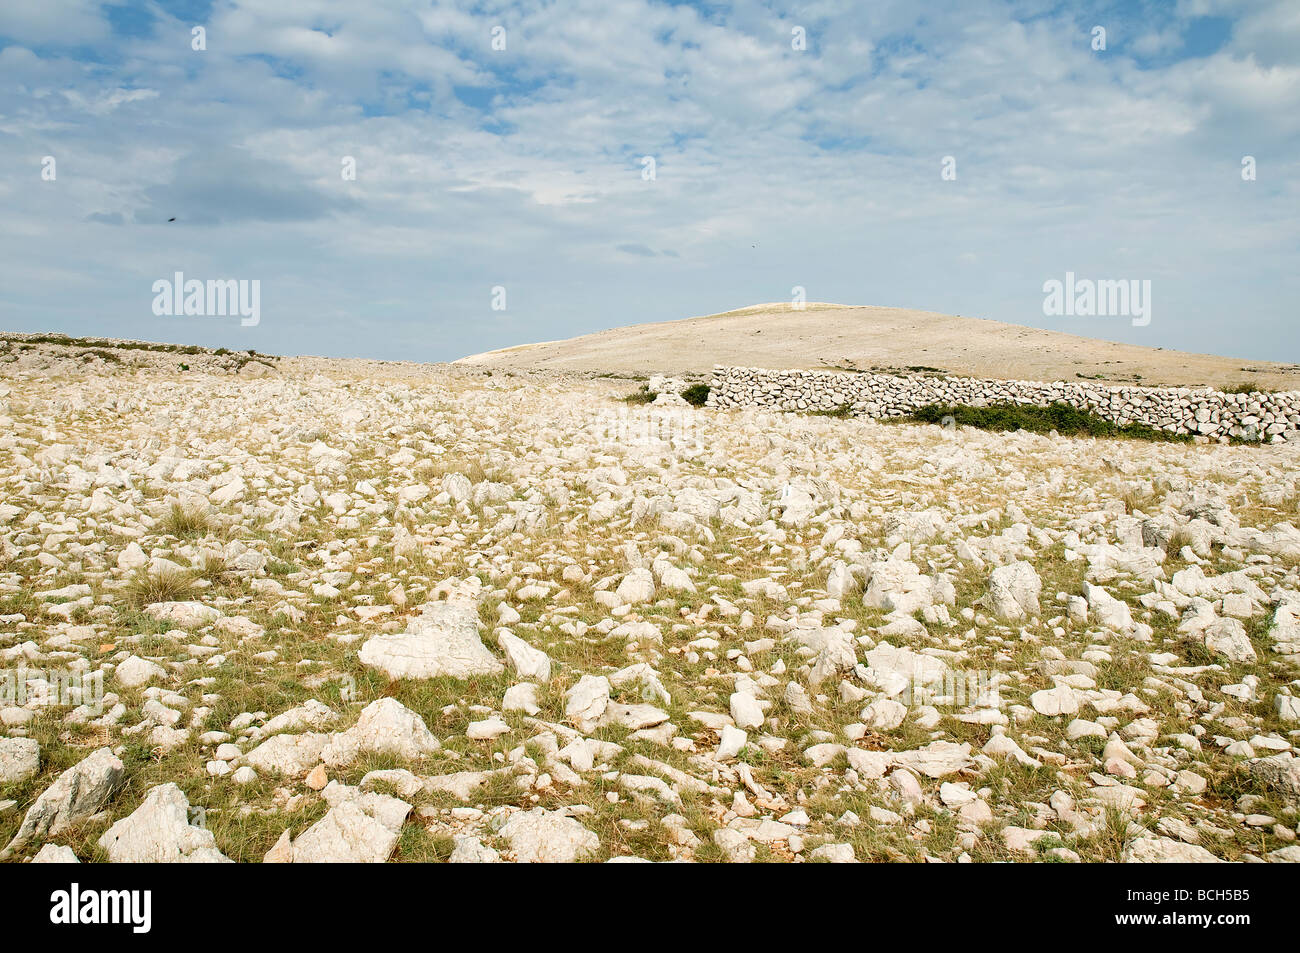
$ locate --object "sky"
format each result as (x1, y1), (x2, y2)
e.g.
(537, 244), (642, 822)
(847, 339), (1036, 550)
(1, 0), (1297, 363)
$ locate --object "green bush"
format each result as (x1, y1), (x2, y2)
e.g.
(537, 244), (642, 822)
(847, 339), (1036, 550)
(680, 383), (710, 406)
(904, 402), (1192, 443)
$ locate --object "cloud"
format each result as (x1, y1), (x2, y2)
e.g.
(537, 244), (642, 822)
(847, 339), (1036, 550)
(0, 0), (1296, 363)
(130, 147), (357, 226)
(616, 242), (657, 256)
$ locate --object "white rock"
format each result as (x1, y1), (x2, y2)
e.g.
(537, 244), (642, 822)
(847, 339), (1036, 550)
(359, 602), (503, 679)
(986, 561), (1042, 620)
(115, 654), (167, 689)
(614, 568), (656, 605)
(449, 835), (501, 863)
(2, 748), (124, 859)
(498, 808), (599, 863)
(321, 698), (442, 766)
(31, 844), (80, 863)
(497, 629), (552, 681)
(1122, 835), (1223, 863)
(98, 783), (231, 863)
(729, 691), (765, 730)
(565, 674), (611, 733)
(0, 737), (40, 783)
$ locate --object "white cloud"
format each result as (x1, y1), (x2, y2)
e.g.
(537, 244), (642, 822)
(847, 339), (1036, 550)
(0, 0), (1296, 363)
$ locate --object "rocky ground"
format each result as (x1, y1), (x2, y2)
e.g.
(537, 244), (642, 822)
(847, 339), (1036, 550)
(1, 343), (1298, 864)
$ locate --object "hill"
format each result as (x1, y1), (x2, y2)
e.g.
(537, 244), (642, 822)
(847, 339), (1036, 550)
(455, 302), (1300, 389)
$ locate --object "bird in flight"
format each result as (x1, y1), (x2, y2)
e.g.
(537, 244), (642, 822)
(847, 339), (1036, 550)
(167, 217), (176, 222)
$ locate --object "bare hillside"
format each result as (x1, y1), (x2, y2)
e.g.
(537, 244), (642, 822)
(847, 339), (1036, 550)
(455, 302), (1300, 389)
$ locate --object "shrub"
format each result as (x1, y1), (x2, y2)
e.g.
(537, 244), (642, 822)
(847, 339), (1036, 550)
(680, 383), (710, 406)
(904, 402), (1192, 442)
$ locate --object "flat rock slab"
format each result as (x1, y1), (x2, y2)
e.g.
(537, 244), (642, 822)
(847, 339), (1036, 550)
(1122, 835), (1223, 863)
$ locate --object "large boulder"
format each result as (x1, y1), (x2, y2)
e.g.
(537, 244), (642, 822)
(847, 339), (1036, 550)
(321, 698), (441, 767)
(1, 747), (124, 859)
(986, 561), (1042, 620)
(499, 808), (600, 863)
(97, 783), (231, 863)
(358, 602), (503, 679)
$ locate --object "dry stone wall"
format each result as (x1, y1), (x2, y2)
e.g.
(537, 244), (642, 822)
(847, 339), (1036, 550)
(705, 366), (1300, 442)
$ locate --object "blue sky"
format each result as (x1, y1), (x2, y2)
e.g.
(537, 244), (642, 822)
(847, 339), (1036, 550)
(1, 0), (1297, 363)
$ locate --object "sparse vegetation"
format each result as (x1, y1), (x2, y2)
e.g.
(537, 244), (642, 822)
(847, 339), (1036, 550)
(161, 504), (211, 538)
(123, 568), (195, 607)
(0, 352), (1294, 867)
(900, 402), (1194, 442)
(680, 383), (710, 406)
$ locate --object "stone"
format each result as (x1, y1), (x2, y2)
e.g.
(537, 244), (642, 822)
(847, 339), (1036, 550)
(717, 725), (748, 761)
(243, 732), (330, 776)
(1250, 753), (1300, 807)
(0, 737), (40, 783)
(358, 602), (503, 679)
(499, 808), (599, 862)
(729, 691), (765, 730)
(273, 785), (411, 863)
(321, 698), (442, 766)
(809, 842), (856, 862)
(503, 682), (541, 715)
(1082, 582), (1133, 630)
(449, 835), (501, 863)
(615, 568), (656, 604)
(1122, 835), (1223, 863)
(712, 828), (755, 863)
(565, 674), (611, 733)
(305, 764), (328, 790)
(1030, 684), (1079, 717)
(97, 783), (231, 863)
(115, 655), (167, 688)
(1, 747), (124, 859)
(31, 844), (80, 863)
(1203, 618), (1257, 663)
(987, 562), (1041, 620)
(497, 629), (552, 681)
(142, 601), (221, 628)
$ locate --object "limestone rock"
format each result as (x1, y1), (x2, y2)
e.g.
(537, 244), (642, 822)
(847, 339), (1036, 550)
(358, 602), (503, 679)
(499, 808), (599, 862)
(97, 783), (231, 863)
